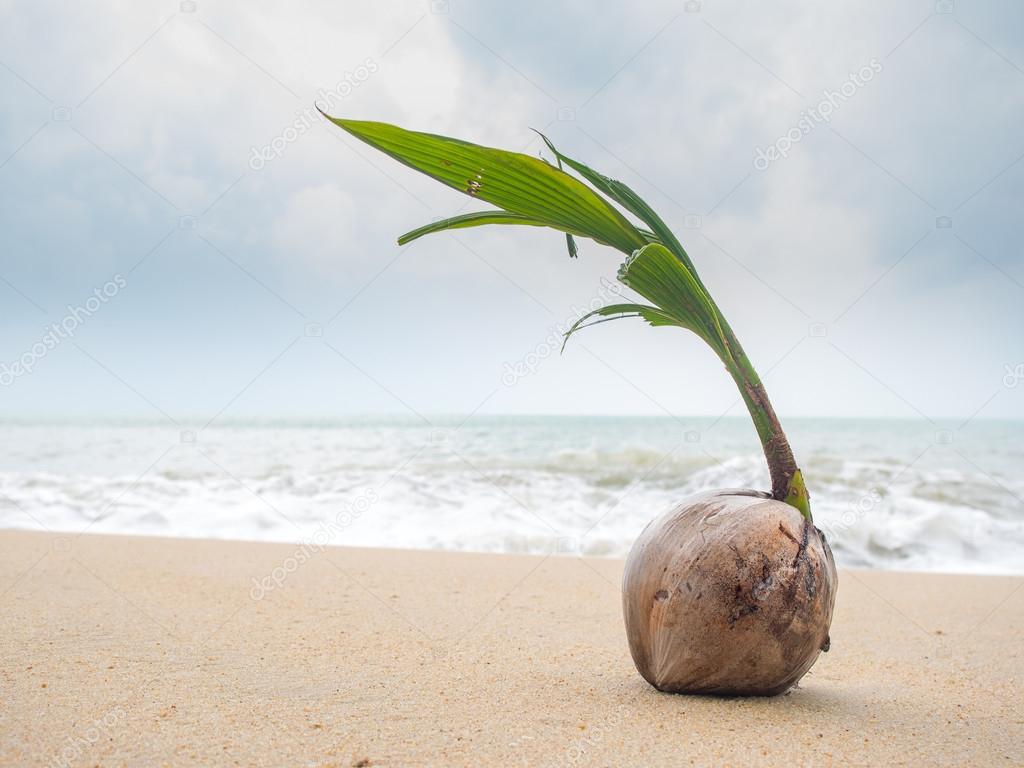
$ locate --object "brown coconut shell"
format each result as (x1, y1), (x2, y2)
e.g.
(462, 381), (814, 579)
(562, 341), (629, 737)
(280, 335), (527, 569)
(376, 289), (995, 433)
(622, 489), (837, 696)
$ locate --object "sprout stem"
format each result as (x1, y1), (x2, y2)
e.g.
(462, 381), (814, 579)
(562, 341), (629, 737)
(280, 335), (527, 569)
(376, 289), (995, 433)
(718, 323), (812, 521)
(664, 242), (812, 521)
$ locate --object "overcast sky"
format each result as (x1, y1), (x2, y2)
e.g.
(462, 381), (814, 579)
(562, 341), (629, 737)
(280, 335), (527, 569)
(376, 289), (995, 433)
(1, 0), (1022, 424)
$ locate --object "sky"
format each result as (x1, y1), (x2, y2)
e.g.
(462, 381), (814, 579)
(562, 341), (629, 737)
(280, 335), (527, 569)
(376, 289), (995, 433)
(0, 0), (1022, 425)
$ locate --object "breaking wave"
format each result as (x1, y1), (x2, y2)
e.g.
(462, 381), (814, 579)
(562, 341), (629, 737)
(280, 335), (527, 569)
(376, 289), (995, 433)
(0, 417), (1021, 574)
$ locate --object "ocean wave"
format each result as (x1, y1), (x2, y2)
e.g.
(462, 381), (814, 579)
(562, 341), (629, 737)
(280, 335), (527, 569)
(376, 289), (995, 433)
(0, 421), (1021, 574)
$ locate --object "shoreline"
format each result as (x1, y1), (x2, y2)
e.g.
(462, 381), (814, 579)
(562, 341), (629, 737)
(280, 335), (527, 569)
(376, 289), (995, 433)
(2, 529), (1021, 766)
(5, 526), (1021, 579)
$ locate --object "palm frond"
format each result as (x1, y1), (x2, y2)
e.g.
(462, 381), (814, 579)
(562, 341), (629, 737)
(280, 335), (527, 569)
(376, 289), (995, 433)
(324, 116), (647, 254)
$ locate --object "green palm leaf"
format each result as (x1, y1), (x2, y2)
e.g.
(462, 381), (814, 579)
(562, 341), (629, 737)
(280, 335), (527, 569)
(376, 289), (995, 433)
(398, 211), (552, 245)
(561, 302), (679, 352)
(617, 243), (730, 360)
(534, 132), (691, 269)
(323, 116), (647, 254)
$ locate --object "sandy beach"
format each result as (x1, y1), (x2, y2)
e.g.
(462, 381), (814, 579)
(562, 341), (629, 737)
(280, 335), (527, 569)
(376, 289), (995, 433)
(1, 530), (1020, 767)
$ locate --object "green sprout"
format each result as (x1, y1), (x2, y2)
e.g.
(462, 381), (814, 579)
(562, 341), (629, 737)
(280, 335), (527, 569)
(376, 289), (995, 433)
(324, 115), (812, 521)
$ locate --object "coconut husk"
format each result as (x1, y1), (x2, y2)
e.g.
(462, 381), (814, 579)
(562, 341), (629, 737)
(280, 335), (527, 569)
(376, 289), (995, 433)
(622, 489), (837, 696)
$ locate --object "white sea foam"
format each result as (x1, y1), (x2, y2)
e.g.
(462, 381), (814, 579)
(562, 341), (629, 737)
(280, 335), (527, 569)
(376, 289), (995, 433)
(0, 417), (1020, 574)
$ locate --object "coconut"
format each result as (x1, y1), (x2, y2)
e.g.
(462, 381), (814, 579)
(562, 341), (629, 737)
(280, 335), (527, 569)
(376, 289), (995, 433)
(622, 489), (837, 696)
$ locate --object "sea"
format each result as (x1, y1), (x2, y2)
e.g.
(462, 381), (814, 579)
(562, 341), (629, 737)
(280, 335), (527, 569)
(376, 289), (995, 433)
(0, 416), (1021, 574)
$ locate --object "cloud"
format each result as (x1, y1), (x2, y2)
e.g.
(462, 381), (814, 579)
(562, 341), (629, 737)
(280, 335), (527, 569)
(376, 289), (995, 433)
(0, 0), (1021, 421)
